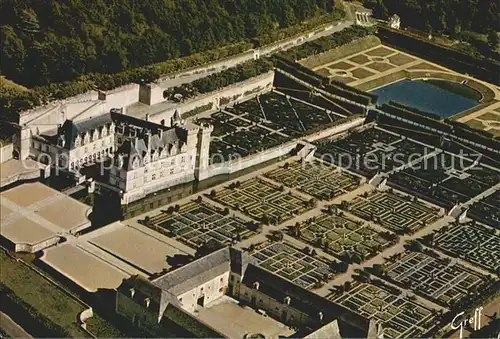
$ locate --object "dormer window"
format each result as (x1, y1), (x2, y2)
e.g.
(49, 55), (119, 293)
(74, 136), (81, 147)
(145, 297), (151, 308)
(253, 281), (260, 290)
(57, 135), (65, 147)
(130, 288), (135, 297)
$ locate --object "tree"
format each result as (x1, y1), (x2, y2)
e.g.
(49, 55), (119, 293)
(487, 30), (499, 50)
(195, 239), (224, 258)
(407, 240), (423, 252)
(19, 8), (40, 34)
(271, 231), (284, 242)
(0, 26), (26, 77)
(372, 264), (385, 276)
(293, 222), (301, 237)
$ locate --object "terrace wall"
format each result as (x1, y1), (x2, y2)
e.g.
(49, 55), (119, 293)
(299, 35), (382, 69)
(200, 141), (297, 181)
(304, 117), (365, 142)
(153, 23), (338, 92)
(13, 236), (61, 253)
(19, 91), (100, 133)
(99, 84), (141, 112)
(147, 72), (275, 126)
(0, 143), (14, 163)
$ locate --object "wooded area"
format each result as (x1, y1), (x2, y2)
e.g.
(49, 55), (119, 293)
(0, 0), (338, 86)
(363, 0), (499, 35)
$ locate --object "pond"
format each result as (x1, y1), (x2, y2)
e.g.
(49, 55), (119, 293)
(371, 79), (481, 118)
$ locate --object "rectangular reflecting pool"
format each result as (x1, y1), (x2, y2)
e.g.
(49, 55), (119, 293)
(371, 79), (480, 118)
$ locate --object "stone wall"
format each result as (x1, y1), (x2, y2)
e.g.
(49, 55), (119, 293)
(14, 236), (61, 253)
(19, 91), (99, 131)
(304, 117), (365, 142)
(199, 117), (364, 181)
(199, 141), (297, 181)
(153, 22), (338, 92)
(147, 71), (275, 125)
(155, 50), (256, 91)
(299, 35), (381, 69)
(100, 84), (141, 112)
(121, 172), (196, 205)
(0, 143), (14, 163)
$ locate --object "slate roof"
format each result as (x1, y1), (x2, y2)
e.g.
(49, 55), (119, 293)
(59, 113), (113, 149)
(114, 127), (185, 171)
(119, 275), (180, 315)
(229, 247), (257, 277)
(241, 263), (375, 337)
(152, 247), (231, 296)
(304, 320), (342, 339)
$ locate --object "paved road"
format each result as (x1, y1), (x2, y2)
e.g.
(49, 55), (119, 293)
(0, 312), (32, 338)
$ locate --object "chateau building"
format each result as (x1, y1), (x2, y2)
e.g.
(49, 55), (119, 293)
(31, 113), (116, 171)
(116, 247), (379, 338)
(29, 110), (213, 204)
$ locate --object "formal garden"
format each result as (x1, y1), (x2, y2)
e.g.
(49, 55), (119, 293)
(264, 160), (362, 201)
(428, 221), (500, 273)
(330, 280), (437, 338)
(287, 207), (397, 263)
(314, 127), (433, 177)
(342, 190), (441, 234)
(143, 199), (258, 249)
(467, 190), (500, 229)
(209, 178), (314, 225)
(376, 251), (487, 307)
(389, 152), (500, 208)
(251, 241), (336, 290)
(196, 89), (355, 163)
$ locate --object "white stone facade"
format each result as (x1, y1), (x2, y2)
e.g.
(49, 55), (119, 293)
(109, 122), (213, 204)
(30, 119), (116, 171)
(177, 272), (229, 313)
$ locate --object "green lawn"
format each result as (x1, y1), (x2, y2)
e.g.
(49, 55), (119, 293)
(0, 250), (87, 337)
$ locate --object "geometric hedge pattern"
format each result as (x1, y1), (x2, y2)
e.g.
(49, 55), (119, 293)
(212, 178), (312, 223)
(291, 212), (393, 261)
(148, 201), (255, 248)
(264, 160), (361, 201)
(384, 251), (486, 306)
(252, 242), (335, 290)
(349, 191), (441, 233)
(434, 222), (500, 272)
(330, 282), (436, 338)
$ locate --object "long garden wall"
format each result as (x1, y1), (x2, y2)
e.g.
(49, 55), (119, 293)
(147, 71), (275, 126)
(299, 35), (381, 69)
(1, 143), (14, 163)
(153, 23), (339, 91)
(199, 116), (364, 180)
